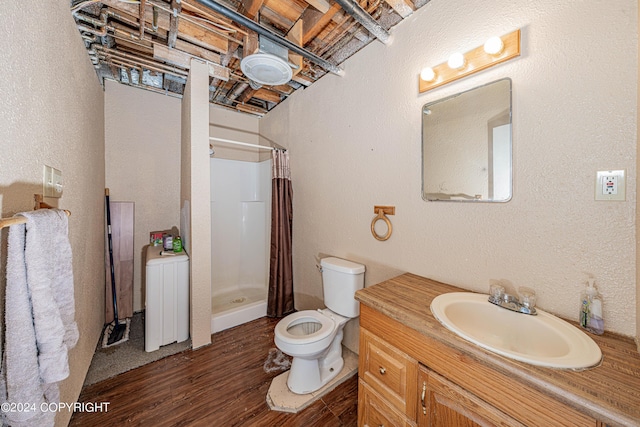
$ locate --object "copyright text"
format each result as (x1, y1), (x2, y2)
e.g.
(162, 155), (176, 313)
(1, 402), (110, 413)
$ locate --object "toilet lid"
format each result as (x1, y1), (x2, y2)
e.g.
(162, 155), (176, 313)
(275, 310), (334, 345)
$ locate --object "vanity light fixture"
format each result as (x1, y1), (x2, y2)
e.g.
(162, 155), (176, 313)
(419, 29), (520, 93)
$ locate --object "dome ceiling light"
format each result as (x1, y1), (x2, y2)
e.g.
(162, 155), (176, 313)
(240, 36), (294, 86)
(241, 53), (293, 86)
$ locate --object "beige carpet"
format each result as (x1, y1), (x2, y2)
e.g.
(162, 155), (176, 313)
(83, 311), (191, 386)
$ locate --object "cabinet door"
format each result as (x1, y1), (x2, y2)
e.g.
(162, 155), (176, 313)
(417, 365), (524, 427)
(359, 379), (416, 427)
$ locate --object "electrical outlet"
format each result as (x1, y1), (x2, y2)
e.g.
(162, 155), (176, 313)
(595, 170), (625, 201)
(602, 175), (618, 195)
(43, 165), (63, 198)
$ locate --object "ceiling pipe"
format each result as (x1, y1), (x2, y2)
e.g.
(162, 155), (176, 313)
(333, 0), (391, 44)
(193, 0), (344, 76)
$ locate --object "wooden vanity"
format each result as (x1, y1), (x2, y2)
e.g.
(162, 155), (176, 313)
(355, 273), (640, 427)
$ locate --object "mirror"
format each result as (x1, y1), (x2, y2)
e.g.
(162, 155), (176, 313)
(422, 78), (512, 202)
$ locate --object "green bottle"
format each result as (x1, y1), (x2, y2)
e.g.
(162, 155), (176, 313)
(173, 236), (183, 253)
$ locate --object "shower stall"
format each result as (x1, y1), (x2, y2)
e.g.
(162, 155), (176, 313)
(210, 157), (271, 333)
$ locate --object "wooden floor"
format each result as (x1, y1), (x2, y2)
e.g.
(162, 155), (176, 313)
(70, 317), (358, 426)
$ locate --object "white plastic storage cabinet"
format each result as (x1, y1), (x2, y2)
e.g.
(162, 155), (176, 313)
(145, 245), (190, 352)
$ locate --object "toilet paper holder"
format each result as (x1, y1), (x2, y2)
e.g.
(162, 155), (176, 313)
(371, 205), (395, 241)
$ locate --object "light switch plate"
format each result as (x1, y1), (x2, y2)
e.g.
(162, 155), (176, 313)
(595, 170), (625, 201)
(52, 168), (63, 197)
(43, 165), (63, 198)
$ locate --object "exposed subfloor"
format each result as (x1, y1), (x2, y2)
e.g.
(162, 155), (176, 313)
(70, 316), (358, 426)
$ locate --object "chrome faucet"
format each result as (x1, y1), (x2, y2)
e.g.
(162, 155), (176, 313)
(488, 284), (537, 315)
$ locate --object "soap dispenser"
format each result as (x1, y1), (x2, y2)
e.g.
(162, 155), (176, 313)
(579, 276), (604, 335)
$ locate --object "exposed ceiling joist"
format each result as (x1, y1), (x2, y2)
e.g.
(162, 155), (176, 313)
(70, 0), (423, 116)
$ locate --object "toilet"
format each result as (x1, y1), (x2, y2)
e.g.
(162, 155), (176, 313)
(274, 257), (365, 394)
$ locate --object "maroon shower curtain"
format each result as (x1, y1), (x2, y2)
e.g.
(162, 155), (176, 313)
(268, 149), (294, 317)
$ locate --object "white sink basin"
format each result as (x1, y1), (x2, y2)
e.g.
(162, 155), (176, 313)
(430, 292), (602, 369)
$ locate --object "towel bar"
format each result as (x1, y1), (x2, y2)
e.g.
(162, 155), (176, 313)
(0, 194), (71, 230)
(371, 205), (395, 241)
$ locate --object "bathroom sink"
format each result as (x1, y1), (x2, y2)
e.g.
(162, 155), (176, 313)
(430, 292), (602, 369)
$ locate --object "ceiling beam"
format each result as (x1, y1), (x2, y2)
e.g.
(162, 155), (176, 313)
(304, 0), (331, 14)
(301, 2), (341, 45)
(241, 0), (264, 20)
(139, 0), (147, 38)
(253, 88), (281, 103)
(174, 39), (221, 64)
(168, 0), (181, 48)
(286, 20), (303, 76)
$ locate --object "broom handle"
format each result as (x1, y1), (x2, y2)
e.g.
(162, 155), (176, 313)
(106, 188), (120, 325)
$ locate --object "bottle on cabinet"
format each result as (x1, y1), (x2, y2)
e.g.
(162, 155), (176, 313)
(579, 276), (604, 335)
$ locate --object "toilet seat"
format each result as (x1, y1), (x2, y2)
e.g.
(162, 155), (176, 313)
(275, 310), (334, 345)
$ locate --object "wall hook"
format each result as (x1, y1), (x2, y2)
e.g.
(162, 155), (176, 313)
(371, 205), (395, 241)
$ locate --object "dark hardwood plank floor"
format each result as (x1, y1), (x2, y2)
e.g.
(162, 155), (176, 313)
(70, 317), (358, 426)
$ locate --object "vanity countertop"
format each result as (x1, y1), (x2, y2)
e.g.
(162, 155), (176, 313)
(355, 273), (640, 427)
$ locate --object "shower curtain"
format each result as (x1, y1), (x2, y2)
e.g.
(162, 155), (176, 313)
(267, 149), (294, 317)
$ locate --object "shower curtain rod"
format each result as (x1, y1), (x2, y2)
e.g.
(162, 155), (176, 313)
(209, 136), (278, 151)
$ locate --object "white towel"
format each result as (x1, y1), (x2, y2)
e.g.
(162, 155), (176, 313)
(22, 209), (78, 382)
(1, 209), (78, 426)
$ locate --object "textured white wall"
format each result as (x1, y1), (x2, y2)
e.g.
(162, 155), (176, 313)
(0, 2), (105, 426)
(261, 0), (637, 337)
(209, 105), (262, 161)
(105, 81), (182, 312)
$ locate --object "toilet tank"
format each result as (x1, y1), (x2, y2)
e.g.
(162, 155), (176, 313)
(321, 257), (365, 318)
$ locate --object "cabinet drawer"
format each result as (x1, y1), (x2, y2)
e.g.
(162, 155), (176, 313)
(359, 380), (416, 427)
(360, 328), (417, 417)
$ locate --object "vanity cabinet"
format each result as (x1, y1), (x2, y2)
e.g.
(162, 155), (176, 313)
(357, 304), (598, 427)
(358, 325), (521, 427)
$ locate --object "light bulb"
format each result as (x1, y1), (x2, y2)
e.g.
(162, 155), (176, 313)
(447, 52), (466, 69)
(420, 67), (436, 82)
(484, 36), (504, 55)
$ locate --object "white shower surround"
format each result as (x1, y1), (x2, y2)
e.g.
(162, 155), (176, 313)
(210, 157), (271, 333)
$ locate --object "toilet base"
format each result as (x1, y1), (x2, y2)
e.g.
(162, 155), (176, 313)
(287, 356), (344, 395)
(286, 329), (345, 394)
(267, 347), (359, 413)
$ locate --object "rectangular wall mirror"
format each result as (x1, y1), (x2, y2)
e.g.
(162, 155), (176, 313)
(422, 78), (512, 202)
